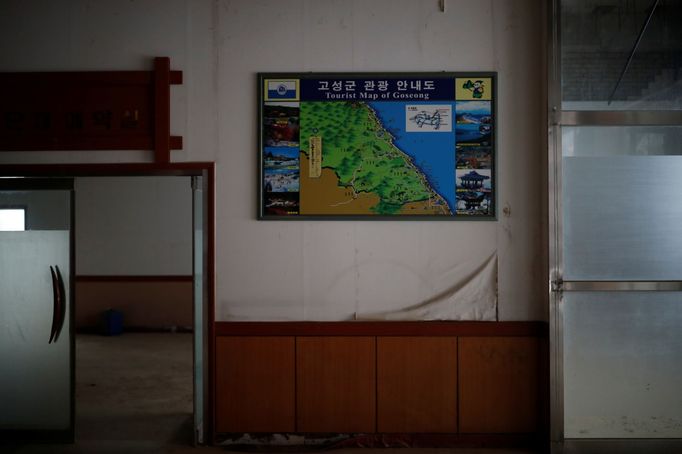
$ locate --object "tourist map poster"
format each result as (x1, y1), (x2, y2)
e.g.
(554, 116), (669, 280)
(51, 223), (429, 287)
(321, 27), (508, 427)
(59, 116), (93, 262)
(258, 72), (496, 219)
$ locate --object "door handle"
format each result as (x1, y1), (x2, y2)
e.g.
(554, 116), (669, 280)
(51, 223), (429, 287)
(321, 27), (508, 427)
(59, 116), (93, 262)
(49, 266), (59, 344)
(54, 266), (66, 343)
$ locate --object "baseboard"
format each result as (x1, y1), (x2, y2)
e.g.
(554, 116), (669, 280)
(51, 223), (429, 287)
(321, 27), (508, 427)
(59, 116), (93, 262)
(75, 276), (193, 329)
(76, 325), (193, 334)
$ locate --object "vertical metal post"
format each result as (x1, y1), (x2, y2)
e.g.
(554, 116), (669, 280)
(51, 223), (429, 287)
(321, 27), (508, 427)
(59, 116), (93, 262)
(547, 0), (564, 450)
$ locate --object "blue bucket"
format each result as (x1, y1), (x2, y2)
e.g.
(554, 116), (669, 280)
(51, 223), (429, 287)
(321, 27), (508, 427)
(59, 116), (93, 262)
(101, 309), (123, 336)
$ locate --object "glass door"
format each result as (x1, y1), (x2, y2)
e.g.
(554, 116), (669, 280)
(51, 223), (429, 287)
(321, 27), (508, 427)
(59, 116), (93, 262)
(0, 178), (74, 442)
(549, 1), (682, 451)
(561, 132), (682, 439)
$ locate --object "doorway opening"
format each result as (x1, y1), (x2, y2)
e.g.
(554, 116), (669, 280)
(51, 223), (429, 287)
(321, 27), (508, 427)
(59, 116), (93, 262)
(74, 175), (195, 447)
(0, 163), (215, 449)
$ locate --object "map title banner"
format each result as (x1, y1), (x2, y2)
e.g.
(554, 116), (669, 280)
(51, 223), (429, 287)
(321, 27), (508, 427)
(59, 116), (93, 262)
(259, 72), (497, 219)
(300, 78), (455, 101)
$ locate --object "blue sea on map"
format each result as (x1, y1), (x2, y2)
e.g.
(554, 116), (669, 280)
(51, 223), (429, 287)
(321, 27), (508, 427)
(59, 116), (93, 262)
(368, 101), (456, 211)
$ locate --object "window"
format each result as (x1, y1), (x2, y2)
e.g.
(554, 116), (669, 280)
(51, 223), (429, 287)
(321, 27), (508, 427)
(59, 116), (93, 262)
(0, 208), (26, 231)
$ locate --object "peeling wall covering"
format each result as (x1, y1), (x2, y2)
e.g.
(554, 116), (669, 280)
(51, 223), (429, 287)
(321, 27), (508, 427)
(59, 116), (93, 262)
(0, 0), (545, 321)
(355, 253), (497, 321)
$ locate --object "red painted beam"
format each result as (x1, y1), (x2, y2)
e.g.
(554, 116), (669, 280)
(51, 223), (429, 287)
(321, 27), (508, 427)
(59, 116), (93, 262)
(154, 57), (171, 163)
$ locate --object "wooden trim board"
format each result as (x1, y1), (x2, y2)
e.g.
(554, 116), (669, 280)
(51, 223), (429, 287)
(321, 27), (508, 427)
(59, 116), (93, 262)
(215, 321), (548, 337)
(75, 275), (193, 282)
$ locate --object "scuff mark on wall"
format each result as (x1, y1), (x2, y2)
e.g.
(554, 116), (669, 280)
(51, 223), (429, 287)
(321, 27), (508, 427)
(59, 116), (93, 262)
(502, 201), (513, 241)
(355, 252), (497, 321)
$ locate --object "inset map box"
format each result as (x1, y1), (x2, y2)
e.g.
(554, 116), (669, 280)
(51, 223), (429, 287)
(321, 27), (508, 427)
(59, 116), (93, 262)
(406, 104), (452, 132)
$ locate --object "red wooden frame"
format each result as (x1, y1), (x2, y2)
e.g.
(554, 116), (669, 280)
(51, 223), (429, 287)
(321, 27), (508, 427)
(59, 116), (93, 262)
(0, 57), (182, 163)
(215, 321), (548, 337)
(0, 162), (216, 442)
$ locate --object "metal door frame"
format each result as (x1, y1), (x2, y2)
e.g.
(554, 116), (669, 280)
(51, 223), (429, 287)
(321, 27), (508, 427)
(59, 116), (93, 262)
(191, 174), (208, 445)
(0, 177), (75, 443)
(547, 0), (682, 452)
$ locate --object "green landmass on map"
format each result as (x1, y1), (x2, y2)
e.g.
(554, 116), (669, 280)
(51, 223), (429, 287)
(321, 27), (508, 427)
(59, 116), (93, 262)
(299, 101), (448, 215)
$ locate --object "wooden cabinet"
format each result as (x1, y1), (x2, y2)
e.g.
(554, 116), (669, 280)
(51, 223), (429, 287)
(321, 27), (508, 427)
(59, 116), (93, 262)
(377, 337), (458, 433)
(214, 323), (546, 439)
(458, 337), (540, 433)
(215, 336), (295, 433)
(296, 337), (376, 433)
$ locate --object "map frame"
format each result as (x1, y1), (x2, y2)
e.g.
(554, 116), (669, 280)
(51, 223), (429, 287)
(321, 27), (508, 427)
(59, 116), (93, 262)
(258, 72), (497, 220)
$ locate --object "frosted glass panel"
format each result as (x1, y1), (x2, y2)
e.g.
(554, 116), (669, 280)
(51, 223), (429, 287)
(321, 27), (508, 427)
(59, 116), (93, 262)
(563, 156), (682, 280)
(563, 126), (682, 157)
(564, 292), (682, 438)
(0, 231), (71, 430)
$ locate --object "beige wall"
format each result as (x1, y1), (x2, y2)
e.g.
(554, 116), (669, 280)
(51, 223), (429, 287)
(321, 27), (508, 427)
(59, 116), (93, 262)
(0, 0), (546, 322)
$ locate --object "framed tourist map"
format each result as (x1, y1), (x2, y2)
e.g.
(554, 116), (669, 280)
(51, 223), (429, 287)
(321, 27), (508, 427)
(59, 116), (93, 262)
(258, 72), (496, 219)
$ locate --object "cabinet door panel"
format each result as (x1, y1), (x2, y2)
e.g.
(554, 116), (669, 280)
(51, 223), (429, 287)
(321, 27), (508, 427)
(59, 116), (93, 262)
(215, 336), (295, 433)
(377, 337), (457, 433)
(459, 337), (540, 433)
(297, 337), (376, 433)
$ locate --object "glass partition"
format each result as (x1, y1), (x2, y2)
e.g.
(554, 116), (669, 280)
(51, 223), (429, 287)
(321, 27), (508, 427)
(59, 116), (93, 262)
(562, 126), (682, 156)
(563, 126), (682, 280)
(564, 292), (682, 438)
(563, 155), (682, 280)
(561, 0), (682, 110)
(554, 1), (682, 449)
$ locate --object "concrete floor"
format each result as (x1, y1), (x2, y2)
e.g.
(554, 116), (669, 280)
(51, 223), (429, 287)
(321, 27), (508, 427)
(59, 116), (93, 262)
(3, 333), (540, 454)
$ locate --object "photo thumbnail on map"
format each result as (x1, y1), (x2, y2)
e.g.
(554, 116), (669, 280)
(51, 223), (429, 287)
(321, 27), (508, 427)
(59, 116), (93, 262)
(456, 145), (492, 169)
(455, 101), (492, 146)
(264, 102), (300, 147)
(455, 169), (492, 216)
(263, 146), (300, 193)
(263, 192), (299, 216)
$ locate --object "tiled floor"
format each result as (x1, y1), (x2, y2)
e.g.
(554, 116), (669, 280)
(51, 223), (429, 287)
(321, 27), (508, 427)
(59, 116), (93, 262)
(2, 334), (541, 454)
